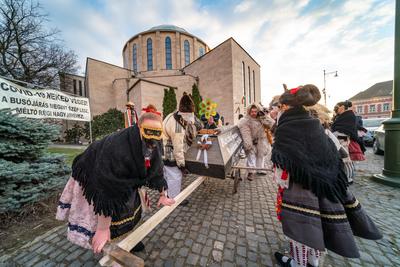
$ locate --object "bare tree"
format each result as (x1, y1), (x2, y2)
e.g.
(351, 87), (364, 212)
(0, 0), (78, 87)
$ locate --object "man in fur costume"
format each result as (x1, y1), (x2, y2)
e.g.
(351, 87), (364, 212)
(238, 103), (274, 180)
(163, 92), (202, 205)
(56, 105), (175, 254)
(272, 85), (381, 267)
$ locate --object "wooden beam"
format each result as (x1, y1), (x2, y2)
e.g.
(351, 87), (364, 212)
(231, 166), (273, 172)
(99, 176), (207, 266)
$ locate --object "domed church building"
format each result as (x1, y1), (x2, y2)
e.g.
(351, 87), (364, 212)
(122, 25), (210, 72)
(83, 24), (261, 125)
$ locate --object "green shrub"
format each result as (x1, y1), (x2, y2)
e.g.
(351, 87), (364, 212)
(84, 108), (124, 140)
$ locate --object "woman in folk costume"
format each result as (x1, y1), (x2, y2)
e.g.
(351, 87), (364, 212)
(272, 85), (382, 267)
(56, 105), (175, 254)
(331, 100), (365, 184)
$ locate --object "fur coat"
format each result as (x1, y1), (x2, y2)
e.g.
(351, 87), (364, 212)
(238, 104), (274, 156)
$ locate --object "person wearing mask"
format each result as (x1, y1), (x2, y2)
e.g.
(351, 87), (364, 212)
(238, 103), (274, 180)
(56, 105), (175, 254)
(272, 85), (381, 267)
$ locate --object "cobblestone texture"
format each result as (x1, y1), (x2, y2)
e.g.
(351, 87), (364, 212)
(1, 148), (399, 266)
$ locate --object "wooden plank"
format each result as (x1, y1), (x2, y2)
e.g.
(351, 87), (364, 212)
(231, 166), (273, 171)
(99, 176), (207, 266)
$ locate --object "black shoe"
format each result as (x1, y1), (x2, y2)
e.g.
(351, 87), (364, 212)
(180, 199), (189, 206)
(130, 241), (145, 253)
(274, 252), (293, 267)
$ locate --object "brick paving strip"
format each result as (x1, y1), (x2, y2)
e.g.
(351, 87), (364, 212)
(1, 148), (399, 267)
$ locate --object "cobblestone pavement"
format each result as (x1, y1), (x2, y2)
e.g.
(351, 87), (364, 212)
(1, 148), (399, 267)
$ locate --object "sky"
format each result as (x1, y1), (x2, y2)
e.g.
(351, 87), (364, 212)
(41, 0), (395, 109)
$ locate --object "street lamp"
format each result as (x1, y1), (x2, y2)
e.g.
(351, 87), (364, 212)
(323, 69), (338, 106)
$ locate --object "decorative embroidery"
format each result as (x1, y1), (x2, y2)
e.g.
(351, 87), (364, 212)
(58, 201), (71, 209)
(111, 205), (142, 226)
(68, 223), (95, 238)
(282, 203), (348, 221)
(276, 169), (288, 221)
(345, 199), (361, 209)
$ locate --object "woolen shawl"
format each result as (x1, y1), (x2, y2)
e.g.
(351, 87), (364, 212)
(71, 125), (167, 217)
(271, 106), (348, 203)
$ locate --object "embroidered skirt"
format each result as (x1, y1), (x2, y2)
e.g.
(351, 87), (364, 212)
(280, 182), (382, 258)
(56, 177), (142, 249)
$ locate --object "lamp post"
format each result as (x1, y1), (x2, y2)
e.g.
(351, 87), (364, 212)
(373, 0), (400, 187)
(322, 69), (338, 106)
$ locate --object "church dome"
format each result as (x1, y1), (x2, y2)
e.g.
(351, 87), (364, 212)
(149, 25), (188, 33)
(122, 25), (209, 72)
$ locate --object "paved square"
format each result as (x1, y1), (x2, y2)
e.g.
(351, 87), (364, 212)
(1, 149), (399, 266)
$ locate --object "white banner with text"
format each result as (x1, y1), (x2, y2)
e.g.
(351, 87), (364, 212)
(0, 77), (91, 121)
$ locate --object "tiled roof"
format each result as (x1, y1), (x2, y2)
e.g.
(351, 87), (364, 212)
(349, 80), (393, 101)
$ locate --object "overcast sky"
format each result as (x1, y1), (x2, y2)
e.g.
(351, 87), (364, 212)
(41, 0), (395, 109)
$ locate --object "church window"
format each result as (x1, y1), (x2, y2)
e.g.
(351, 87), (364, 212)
(184, 40), (190, 66)
(253, 70), (256, 102)
(147, 38), (153, 71)
(133, 44), (138, 72)
(242, 61), (246, 107)
(248, 66), (251, 104)
(165, 37), (172, 69)
(199, 47), (205, 57)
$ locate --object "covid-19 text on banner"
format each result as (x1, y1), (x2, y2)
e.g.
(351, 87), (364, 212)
(0, 77), (91, 121)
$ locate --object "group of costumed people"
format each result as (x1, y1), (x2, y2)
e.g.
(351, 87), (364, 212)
(56, 92), (201, 256)
(55, 84), (381, 267)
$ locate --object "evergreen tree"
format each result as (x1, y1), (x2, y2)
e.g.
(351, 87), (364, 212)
(162, 87), (177, 118)
(0, 109), (70, 213)
(191, 83), (202, 118)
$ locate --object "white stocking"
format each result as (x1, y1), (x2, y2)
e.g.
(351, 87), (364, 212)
(289, 239), (321, 267)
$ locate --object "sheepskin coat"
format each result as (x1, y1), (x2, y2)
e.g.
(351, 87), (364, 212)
(238, 104), (274, 156)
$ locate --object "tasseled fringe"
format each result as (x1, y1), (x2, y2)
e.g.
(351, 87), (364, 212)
(72, 166), (133, 217)
(271, 150), (348, 204)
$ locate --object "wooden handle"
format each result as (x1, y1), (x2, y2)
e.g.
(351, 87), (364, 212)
(102, 243), (144, 267)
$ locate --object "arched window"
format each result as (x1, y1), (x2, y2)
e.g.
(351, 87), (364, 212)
(248, 66), (251, 104)
(242, 62), (246, 107)
(253, 70), (256, 102)
(147, 38), (153, 71)
(199, 47), (205, 57)
(184, 40), (190, 66)
(123, 52), (128, 68)
(165, 37), (172, 70)
(132, 44), (137, 72)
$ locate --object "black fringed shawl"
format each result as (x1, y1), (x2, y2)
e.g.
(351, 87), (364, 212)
(331, 110), (358, 140)
(71, 125), (167, 217)
(271, 106), (348, 203)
